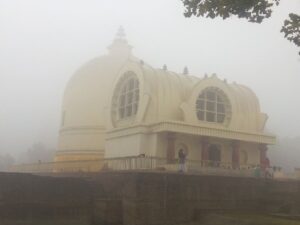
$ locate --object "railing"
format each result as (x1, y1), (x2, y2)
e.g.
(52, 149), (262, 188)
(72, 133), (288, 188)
(105, 156), (167, 170)
(9, 156), (262, 177)
(9, 159), (104, 174)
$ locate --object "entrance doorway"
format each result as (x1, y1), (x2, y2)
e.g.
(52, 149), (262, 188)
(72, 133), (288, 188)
(208, 144), (221, 167)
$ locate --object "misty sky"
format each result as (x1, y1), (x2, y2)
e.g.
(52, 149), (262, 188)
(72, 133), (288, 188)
(0, 0), (299, 156)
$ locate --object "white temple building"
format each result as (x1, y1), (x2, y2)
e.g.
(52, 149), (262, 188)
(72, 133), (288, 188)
(55, 28), (276, 171)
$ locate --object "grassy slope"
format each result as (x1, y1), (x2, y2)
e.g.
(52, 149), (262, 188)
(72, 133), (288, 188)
(184, 213), (300, 225)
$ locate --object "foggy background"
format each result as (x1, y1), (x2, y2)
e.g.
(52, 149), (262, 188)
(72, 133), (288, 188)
(0, 0), (299, 169)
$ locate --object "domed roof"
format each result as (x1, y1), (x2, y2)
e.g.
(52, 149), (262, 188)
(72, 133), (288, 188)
(57, 27), (136, 159)
(61, 30), (134, 129)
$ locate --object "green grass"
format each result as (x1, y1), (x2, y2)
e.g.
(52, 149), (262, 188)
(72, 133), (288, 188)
(2, 213), (300, 225)
(195, 213), (300, 225)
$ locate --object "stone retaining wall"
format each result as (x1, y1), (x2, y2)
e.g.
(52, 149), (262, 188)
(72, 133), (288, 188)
(1, 171), (300, 225)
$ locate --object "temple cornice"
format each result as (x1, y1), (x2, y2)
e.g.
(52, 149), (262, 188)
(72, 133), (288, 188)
(106, 120), (276, 144)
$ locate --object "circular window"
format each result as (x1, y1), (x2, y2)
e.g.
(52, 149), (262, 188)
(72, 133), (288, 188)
(196, 87), (231, 124)
(114, 71), (139, 120)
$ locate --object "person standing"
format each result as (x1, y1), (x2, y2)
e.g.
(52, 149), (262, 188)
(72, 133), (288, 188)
(254, 165), (261, 178)
(178, 149), (187, 172)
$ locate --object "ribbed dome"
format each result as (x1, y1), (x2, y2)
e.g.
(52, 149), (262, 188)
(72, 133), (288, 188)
(108, 60), (268, 133)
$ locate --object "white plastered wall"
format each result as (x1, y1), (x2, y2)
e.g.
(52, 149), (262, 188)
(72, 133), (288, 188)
(240, 142), (260, 166)
(105, 133), (158, 158)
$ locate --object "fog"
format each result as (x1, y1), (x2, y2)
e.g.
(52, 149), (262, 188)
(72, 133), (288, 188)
(0, 0), (299, 159)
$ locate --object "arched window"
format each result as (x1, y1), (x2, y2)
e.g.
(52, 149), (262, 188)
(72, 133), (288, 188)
(196, 88), (230, 123)
(117, 72), (139, 120)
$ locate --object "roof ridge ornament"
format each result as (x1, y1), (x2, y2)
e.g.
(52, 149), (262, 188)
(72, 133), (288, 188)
(183, 66), (189, 75)
(116, 26), (126, 40)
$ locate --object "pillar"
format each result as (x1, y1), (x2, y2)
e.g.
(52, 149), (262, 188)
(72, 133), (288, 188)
(166, 133), (176, 163)
(201, 137), (209, 166)
(232, 141), (240, 169)
(259, 144), (269, 169)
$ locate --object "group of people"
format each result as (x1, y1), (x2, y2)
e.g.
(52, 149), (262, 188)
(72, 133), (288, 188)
(253, 164), (280, 179)
(177, 150), (276, 178)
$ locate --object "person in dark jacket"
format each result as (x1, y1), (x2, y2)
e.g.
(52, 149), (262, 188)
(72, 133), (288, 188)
(178, 149), (187, 172)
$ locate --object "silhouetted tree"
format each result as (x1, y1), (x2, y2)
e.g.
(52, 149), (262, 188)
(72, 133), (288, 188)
(269, 136), (300, 172)
(18, 142), (55, 164)
(0, 154), (15, 171)
(181, 0), (300, 55)
(281, 13), (300, 54)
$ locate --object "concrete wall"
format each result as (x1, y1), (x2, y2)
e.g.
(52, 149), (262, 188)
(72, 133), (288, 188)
(1, 171), (300, 225)
(93, 172), (300, 225)
(0, 172), (92, 225)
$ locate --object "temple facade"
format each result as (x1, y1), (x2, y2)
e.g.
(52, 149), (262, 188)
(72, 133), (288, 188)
(55, 28), (276, 170)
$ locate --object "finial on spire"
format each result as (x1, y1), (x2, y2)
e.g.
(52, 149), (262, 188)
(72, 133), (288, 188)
(183, 66), (189, 75)
(163, 64), (167, 71)
(108, 26), (132, 57)
(116, 26), (126, 39)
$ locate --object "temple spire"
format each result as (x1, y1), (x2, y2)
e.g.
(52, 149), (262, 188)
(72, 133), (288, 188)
(108, 26), (132, 57)
(116, 26), (126, 40)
